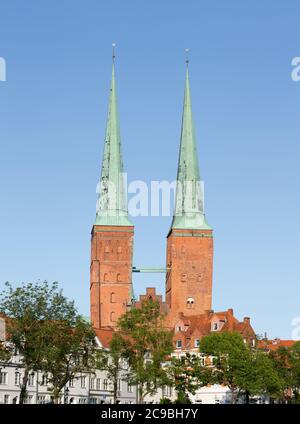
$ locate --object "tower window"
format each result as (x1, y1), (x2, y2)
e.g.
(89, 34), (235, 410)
(110, 292), (115, 303)
(110, 312), (116, 322)
(186, 297), (194, 308)
(117, 273), (121, 282)
(181, 273), (187, 282)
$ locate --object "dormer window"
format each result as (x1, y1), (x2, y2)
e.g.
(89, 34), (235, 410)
(212, 322), (218, 331)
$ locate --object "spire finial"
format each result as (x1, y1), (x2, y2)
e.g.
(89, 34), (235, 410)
(185, 48), (190, 67)
(112, 43), (116, 63)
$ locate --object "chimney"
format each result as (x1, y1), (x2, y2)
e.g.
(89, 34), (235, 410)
(227, 308), (233, 316)
(243, 317), (250, 324)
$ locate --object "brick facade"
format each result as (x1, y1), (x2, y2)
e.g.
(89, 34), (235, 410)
(90, 225), (134, 329)
(165, 228), (213, 324)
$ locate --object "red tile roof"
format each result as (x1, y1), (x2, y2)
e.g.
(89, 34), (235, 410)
(258, 339), (296, 351)
(94, 328), (114, 348)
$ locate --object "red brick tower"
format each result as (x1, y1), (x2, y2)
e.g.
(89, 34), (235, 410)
(90, 58), (134, 329)
(166, 62), (213, 322)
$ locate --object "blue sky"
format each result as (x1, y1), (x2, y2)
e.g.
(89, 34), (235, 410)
(0, 1), (299, 338)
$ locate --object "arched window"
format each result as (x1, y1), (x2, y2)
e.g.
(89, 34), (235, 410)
(104, 273), (109, 282)
(186, 297), (194, 309)
(110, 292), (115, 303)
(181, 273), (187, 282)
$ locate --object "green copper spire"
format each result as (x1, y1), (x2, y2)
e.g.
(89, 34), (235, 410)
(171, 60), (211, 230)
(95, 57), (133, 226)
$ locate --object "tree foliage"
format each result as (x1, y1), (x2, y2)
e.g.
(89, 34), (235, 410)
(200, 332), (284, 403)
(116, 299), (173, 404)
(95, 333), (127, 404)
(0, 281), (95, 404)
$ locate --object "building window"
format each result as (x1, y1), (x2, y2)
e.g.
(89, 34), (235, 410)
(110, 312), (116, 322)
(252, 339), (256, 347)
(37, 395), (46, 404)
(104, 273), (109, 282)
(127, 383), (133, 393)
(103, 379), (108, 390)
(4, 394), (9, 404)
(110, 292), (115, 303)
(81, 376), (86, 388)
(96, 378), (101, 390)
(212, 322), (218, 331)
(105, 245), (110, 253)
(0, 372), (7, 385)
(28, 373), (35, 386)
(15, 372), (20, 386)
(90, 377), (95, 390)
(194, 338), (200, 348)
(186, 298), (194, 309)
(79, 397), (87, 404)
(117, 246), (122, 254)
(25, 395), (33, 404)
(69, 378), (74, 387)
(117, 273), (121, 282)
(40, 374), (48, 386)
(117, 379), (121, 391)
(176, 340), (182, 349)
(162, 386), (172, 398)
(90, 397), (97, 404)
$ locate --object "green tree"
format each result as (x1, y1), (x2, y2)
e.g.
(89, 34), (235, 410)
(166, 353), (212, 403)
(270, 342), (300, 403)
(200, 332), (254, 403)
(0, 281), (94, 404)
(40, 316), (96, 403)
(248, 349), (284, 403)
(117, 299), (173, 404)
(200, 332), (284, 403)
(95, 333), (127, 404)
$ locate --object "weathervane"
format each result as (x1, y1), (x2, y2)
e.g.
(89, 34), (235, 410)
(112, 43), (116, 62)
(185, 48), (190, 66)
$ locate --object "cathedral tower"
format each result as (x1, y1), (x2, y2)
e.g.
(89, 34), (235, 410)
(90, 57), (134, 329)
(166, 62), (213, 320)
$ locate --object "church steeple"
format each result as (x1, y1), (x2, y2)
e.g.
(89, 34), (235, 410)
(171, 59), (211, 230)
(95, 52), (132, 226)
